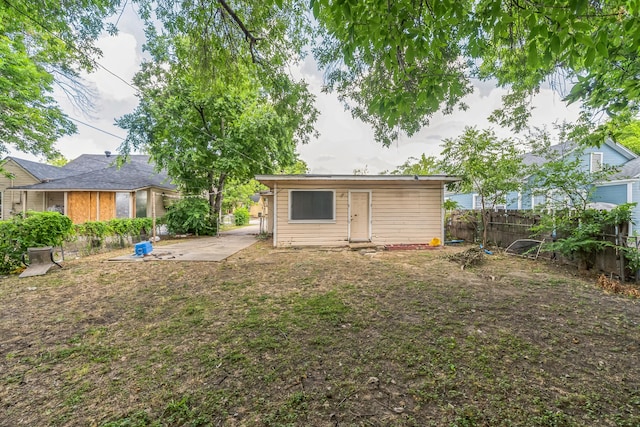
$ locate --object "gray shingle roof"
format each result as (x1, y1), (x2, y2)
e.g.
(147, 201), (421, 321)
(8, 154), (176, 191)
(610, 157), (640, 180)
(522, 141), (576, 167)
(7, 157), (76, 180)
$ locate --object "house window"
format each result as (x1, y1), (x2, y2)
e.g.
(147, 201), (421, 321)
(473, 194), (506, 210)
(116, 192), (131, 218)
(532, 194), (546, 209)
(289, 190), (335, 221)
(590, 152), (603, 173)
(136, 190), (148, 218)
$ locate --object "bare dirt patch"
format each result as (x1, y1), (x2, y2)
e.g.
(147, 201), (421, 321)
(1, 242), (639, 426)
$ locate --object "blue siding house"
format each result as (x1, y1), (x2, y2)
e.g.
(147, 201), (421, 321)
(446, 139), (640, 231)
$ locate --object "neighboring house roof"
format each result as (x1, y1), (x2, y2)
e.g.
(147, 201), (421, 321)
(8, 154), (176, 192)
(6, 156), (76, 181)
(523, 139), (637, 167)
(522, 141), (575, 167)
(256, 174), (461, 187)
(610, 157), (640, 180)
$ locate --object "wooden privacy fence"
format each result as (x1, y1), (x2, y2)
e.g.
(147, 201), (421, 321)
(446, 209), (632, 280)
(446, 210), (542, 247)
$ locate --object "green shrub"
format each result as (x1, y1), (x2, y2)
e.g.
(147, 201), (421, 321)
(106, 218), (148, 246)
(163, 197), (216, 235)
(234, 207), (250, 226)
(75, 221), (112, 249)
(0, 211), (74, 274)
(132, 218), (153, 237)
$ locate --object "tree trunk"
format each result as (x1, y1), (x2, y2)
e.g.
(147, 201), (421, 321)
(209, 173), (227, 231)
(482, 209), (488, 248)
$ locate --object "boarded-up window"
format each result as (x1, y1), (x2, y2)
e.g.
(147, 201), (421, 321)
(136, 190), (148, 218)
(116, 192), (130, 218)
(289, 190), (334, 221)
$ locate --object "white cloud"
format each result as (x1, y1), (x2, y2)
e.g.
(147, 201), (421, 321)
(8, 8), (581, 173)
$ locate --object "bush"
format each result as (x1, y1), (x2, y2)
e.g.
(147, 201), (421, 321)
(106, 218), (154, 247)
(234, 207), (250, 226)
(0, 211), (74, 274)
(75, 221), (112, 248)
(163, 197), (216, 235)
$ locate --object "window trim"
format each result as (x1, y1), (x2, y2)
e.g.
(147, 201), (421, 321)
(288, 189), (336, 223)
(590, 152), (603, 173)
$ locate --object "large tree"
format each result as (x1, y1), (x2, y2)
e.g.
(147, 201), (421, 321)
(117, 33), (317, 227)
(440, 127), (527, 246)
(311, 0), (640, 145)
(0, 0), (120, 159)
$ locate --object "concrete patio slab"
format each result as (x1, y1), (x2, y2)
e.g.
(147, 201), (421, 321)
(108, 224), (260, 262)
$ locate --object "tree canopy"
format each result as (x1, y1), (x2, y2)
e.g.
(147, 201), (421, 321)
(312, 0), (640, 145)
(382, 154), (440, 175)
(0, 0), (119, 159)
(6, 0), (640, 162)
(117, 7), (318, 226)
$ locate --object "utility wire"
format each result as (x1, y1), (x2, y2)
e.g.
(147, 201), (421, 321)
(114, 0), (129, 28)
(5, 0), (282, 172)
(3, 0), (139, 93)
(70, 115), (278, 172)
(68, 117), (126, 140)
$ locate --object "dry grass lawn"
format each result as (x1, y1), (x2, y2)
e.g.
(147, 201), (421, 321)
(1, 240), (639, 426)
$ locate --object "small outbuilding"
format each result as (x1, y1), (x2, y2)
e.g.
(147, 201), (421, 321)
(255, 174), (460, 247)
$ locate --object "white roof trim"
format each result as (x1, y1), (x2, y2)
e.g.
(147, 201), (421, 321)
(256, 174), (461, 183)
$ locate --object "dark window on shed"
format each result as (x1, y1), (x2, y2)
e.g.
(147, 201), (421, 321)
(290, 190), (334, 221)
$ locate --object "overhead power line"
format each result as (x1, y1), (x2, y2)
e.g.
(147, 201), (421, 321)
(3, 0), (139, 93)
(68, 117), (126, 140)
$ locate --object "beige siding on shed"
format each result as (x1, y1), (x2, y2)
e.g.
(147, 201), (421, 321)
(370, 186), (442, 244)
(273, 181), (443, 247)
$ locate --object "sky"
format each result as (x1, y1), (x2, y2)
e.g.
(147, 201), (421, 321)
(9, 4), (582, 174)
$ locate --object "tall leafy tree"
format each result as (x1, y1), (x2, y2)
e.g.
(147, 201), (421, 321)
(117, 35), (317, 227)
(440, 127), (526, 246)
(0, 0), (120, 159)
(526, 131), (618, 211)
(311, 0), (640, 145)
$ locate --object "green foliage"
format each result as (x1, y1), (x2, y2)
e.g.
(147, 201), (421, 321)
(443, 199), (461, 211)
(312, 0), (640, 144)
(118, 1), (318, 224)
(106, 218), (154, 247)
(0, 0), (119, 158)
(439, 127), (526, 246)
(526, 127), (618, 212)
(222, 179), (263, 214)
(279, 159), (310, 174)
(382, 154), (440, 175)
(75, 221), (111, 240)
(532, 204), (635, 266)
(0, 211), (74, 274)
(233, 207), (250, 226)
(613, 117), (640, 155)
(163, 198), (216, 236)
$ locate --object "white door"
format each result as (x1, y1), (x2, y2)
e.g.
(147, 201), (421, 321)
(349, 191), (370, 242)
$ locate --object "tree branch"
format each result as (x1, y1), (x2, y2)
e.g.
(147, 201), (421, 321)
(216, 0), (261, 63)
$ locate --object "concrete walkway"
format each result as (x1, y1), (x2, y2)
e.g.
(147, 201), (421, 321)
(108, 223), (260, 262)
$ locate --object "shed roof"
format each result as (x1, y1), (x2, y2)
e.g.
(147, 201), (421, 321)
(256, 174), (461, 188)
